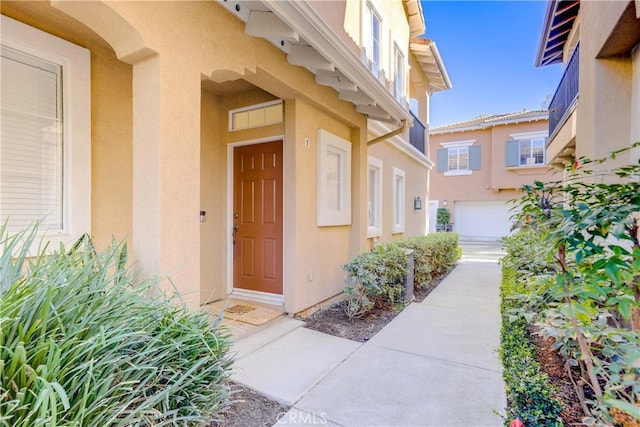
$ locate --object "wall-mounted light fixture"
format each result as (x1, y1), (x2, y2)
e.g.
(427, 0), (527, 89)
(443, 200), (448, 206)
(414, 196), (423, 210)
(200, 211), (206, 222)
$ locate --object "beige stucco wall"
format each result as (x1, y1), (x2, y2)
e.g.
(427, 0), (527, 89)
(368, 141), (429, 244)
(429, 120), (557, 224)
(575, 1), (635, 168)
(285, 99), (365, 313)
(2, 0), (427, 314)
(632, 44), (640, 163)
(1, 2), (134, 251)
(342, 0), (411, 97)
(200, 90), (225, 304)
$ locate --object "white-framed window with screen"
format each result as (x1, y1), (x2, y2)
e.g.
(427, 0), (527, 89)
(437, 140), (480, 176)
(367, 156), (383, 237)
(506, 131), (548, 167)
(393, 44), (405, 102)
(1, 15), (91, 245)
(364, 2), (381, 78)
(317, 129), (351, 226)
(392, 167), (405, 234)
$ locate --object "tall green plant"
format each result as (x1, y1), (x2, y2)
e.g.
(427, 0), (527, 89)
(0, 225), (233, 426)
(508, 144), (640, 424)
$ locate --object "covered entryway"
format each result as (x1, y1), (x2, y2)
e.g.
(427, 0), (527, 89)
(454, 201), (512, 240)
(233, 141), (283, 295)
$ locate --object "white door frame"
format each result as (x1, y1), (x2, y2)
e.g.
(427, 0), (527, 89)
(226, 135), (285, 306)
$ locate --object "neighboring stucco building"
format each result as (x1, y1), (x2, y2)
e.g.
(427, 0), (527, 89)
(429, 110), (557, 240)
(0, 1), (450, 314)
(536, 0), (640, 169)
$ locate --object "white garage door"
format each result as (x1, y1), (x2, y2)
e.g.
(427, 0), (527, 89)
(455, 201), (512, 240)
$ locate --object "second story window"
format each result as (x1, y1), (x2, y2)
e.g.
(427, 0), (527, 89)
(519, 138), (545, 166)
(436, 140), (481, 176)
(448, 147), (468, 171)
(393, 45), (405, 101)
(506, 132), (548, 167)
(365, 3), (381, 78)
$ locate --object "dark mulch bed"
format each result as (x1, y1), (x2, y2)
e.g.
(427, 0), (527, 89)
(211, 383), (290, 427)
(302, 266), (456, 342)
(530, 328), (586, 426)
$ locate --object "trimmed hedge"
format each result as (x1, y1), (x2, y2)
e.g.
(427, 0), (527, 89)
(499, 266), (563, 426)
(396, 232), (459, 289)
(343, 243), (407, 319)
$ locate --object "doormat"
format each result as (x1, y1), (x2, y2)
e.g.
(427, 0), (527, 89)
(225, 304), (256, 315)
(223, 302), (284, 326)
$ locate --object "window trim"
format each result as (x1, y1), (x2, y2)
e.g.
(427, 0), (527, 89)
(364, 2), (382, 78)
(317, 129), (352, 226)
(392, 167), (405, 234)
(508, 130), (549, 168)
(393, 43), (405, 102)
(367, 156), (383, 238)
(440, 140), (476, 176)
(1, 15), (91, 246)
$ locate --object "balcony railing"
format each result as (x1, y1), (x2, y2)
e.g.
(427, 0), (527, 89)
(409, 111), (426, 154)
(549, 44), (579, 137)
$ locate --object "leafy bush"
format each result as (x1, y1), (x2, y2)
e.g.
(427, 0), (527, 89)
(0, 226), (233, 426)
(436, 207), (451, 226)
(396, 232), (459, 289)
(343, 243), (407, 319)
(499, 266), (563, 426)
(505, 144), (640, 425)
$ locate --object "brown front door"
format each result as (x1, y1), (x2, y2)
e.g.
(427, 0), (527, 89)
(233, 141), (283, 294)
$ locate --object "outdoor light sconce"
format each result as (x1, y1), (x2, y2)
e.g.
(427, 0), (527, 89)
(200, 211), (206, 223)
(414, 196), (423, 211)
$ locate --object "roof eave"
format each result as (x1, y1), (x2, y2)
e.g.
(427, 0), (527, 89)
(409, 37), (452, 94)
(535, 0), (559, 67)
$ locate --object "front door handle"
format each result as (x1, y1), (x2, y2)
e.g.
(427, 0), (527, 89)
(232, 225), (239, 245)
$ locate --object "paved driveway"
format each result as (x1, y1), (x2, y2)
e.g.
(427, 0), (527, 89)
(459, 240), (505, 262)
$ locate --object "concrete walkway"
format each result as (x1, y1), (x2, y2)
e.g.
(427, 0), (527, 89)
(230, 242), (506, 426)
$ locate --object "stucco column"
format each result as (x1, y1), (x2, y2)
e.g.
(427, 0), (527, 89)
(132, 55), (202, 307)
(577, 1), (632, 168)
(350, 122), (368, 252)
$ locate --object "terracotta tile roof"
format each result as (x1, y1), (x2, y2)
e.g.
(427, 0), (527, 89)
(430, 109), (548, 134)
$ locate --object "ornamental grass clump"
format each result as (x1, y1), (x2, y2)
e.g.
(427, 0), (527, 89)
(0, 225), (233, 426)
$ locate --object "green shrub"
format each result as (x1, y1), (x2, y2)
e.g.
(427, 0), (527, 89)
(499, 266), (563, 426)
(436, 207), (451, 226)
(396, 232), (459, 289)
(0, 226), (233, 426)
(343, 243), (407, 319)
(507, 146), (640, 424)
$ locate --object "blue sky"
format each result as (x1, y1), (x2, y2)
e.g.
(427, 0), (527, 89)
(421, 1), (564, 128)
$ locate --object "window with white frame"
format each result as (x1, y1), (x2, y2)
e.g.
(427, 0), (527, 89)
(317, 129), (351, 226)
(393, 44), (405, 102)
(367, 156), (382, 237)
(1, 16), (91, 243)
(448, 147), (469, 171)
(519, 138), (545, 166)
(364, 2), (381, 78)
(505, 131), (548, 167)
(437, 140), (480, 176)
(392, 167), (405, 234)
